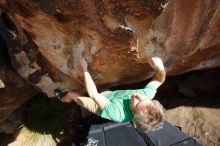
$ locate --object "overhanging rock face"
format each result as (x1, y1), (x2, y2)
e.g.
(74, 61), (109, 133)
(0, 0), (220, 97)
(148, 0), (220, 74)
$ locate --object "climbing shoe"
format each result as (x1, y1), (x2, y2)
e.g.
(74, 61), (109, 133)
(54, 89), (67, 100)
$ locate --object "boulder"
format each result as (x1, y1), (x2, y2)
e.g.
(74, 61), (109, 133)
(0, 0), (168, 96)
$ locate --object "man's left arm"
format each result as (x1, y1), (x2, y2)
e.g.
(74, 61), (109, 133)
(136, 57), (166, 100)
(147, 57), (166, 89)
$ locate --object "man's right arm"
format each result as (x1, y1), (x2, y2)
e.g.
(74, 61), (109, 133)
(80, 57), (110, 111)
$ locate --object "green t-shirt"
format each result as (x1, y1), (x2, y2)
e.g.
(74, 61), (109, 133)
(98, 83), (157, 122)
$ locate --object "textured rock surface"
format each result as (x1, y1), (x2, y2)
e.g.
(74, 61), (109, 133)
(0, 0), (168, 97)
(146, 0), (220, 74)
(0, 0), (220, 134)
(0, 35), (38, 132)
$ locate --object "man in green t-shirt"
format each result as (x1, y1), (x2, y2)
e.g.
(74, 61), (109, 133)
(59, 56), (166, 132)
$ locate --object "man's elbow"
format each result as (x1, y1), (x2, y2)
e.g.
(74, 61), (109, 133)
(87, 89), (99, 99)
(111, 114), (127, 123)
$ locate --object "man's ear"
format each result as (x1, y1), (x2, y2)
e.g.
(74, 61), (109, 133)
(148, 117), (161, 127)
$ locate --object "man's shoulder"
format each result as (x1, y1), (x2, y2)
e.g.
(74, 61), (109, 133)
(105, 90), (134, 99)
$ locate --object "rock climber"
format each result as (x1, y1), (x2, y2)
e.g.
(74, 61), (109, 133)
(55, 56), (166, 132)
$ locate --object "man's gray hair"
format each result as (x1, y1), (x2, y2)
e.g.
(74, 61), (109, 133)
(132, 100), (164, 133)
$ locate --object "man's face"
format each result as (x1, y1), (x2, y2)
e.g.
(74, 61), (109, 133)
(130, 94), (155, 115)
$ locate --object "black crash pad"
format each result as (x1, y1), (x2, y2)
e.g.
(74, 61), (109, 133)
(73, 115), (202, 146)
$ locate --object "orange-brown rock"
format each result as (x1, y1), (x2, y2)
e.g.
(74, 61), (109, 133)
(0, 0), (169, 96)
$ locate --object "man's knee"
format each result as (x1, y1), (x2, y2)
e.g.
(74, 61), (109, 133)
(67, 91), (81, 97)
(61, 91), (81, 103)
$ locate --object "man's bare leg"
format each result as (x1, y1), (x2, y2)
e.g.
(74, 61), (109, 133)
(62, 91), (99, 115)
(61, 91), (81, 103)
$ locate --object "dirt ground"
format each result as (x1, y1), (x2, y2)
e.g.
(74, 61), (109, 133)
(155, 69), (220, 146)
(164, 105), (220, 146)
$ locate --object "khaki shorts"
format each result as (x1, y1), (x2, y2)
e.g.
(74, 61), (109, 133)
(76, 91), (112, 115)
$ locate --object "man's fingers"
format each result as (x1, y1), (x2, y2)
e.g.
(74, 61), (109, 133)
(148, 57), (165, 72)
(148, 57), (160, 67)
(80, 57), (88, 71)
(151, 57), (162, 64)
(148, 57), (153, 65)
(0, 79), (5, 88)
